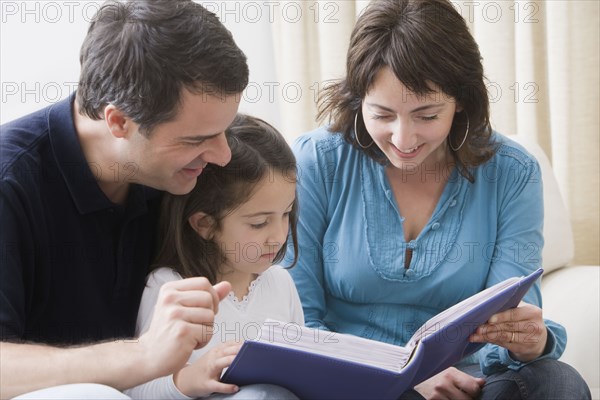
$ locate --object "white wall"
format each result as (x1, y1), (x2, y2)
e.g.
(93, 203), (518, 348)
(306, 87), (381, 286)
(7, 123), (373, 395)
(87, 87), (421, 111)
(0, 0), (282, 131)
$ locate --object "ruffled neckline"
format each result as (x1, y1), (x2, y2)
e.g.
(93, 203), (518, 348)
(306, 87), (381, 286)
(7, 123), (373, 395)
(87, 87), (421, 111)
(227, 274), (262, 311)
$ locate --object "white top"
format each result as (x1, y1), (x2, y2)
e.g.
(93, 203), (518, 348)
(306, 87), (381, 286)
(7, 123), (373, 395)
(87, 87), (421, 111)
(125, 265), (304, 399)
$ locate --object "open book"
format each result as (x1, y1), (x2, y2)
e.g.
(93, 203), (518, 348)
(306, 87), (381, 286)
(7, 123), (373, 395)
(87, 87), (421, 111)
(221, 268), (543, 400)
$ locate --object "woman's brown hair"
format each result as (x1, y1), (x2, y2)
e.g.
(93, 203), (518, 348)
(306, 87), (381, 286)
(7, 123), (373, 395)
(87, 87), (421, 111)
(152, 114), (298, 283)
(318, 0), (496, 181)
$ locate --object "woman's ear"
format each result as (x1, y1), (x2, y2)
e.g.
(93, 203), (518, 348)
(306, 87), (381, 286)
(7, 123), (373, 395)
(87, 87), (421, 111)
(188, 212), (215, 240)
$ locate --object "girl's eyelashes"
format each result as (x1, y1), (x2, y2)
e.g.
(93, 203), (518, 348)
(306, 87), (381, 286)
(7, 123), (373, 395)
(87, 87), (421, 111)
(249, 212), (291, 229)
(249, 221), (268, 229)
(420, 115), (439, 121)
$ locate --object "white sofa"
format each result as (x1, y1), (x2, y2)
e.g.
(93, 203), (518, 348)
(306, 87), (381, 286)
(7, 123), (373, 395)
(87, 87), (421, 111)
(511, 135), (599, 398)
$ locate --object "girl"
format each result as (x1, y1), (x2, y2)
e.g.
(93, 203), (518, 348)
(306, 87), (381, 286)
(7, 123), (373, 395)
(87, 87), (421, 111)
(126, 115), (302, 399)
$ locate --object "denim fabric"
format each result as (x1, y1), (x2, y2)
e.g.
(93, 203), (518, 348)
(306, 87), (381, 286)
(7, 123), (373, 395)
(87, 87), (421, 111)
(464, 359), (591, 399)
(397, 359), (590, 399)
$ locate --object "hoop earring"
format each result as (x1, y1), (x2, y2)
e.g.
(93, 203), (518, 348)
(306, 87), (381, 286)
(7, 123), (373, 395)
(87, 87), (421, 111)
(449, 114), (470, 152)
(354, 112), (373, 149)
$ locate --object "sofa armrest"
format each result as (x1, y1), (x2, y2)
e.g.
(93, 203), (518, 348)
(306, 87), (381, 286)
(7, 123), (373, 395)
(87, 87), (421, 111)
(542, 266), (600, 398)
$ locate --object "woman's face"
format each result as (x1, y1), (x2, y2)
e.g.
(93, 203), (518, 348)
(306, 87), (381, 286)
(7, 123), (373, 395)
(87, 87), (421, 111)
(361, 67), (460, 170)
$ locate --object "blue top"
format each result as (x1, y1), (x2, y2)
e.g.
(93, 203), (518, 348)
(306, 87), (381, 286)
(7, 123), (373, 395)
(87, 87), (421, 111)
(284, 127), (566, 374)
(0, 95), (162, 344)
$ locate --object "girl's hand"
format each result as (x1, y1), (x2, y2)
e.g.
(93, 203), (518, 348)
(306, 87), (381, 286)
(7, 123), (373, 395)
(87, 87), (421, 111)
(173, 342), (242, 398)
(470, 302), (548, 362)
(414, 367), (485, 399)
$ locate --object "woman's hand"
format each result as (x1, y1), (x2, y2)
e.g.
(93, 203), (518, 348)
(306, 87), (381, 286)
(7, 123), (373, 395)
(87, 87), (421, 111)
(414, 367), (485, 399)
(470, 302), (548, 362)
(173, 341), (242, 398)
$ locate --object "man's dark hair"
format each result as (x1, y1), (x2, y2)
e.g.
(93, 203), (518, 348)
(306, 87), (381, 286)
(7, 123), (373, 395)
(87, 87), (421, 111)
(77, 0), (249, 136)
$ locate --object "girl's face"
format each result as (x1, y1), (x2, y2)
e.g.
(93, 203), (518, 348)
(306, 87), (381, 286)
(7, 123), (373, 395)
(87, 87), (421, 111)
(361, 67), (460, 170)
(214, 171), (296, 279)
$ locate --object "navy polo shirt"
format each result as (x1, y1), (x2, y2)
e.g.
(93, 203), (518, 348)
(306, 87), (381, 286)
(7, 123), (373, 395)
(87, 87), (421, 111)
(0, 94), (162, 344)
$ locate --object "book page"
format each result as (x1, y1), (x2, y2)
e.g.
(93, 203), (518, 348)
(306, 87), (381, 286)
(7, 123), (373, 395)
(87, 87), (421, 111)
(253, 320), (411, 372)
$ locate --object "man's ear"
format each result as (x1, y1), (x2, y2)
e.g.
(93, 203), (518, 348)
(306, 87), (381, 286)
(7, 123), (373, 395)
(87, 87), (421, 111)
(188, 212), (215, 240)
(104, 104), (137, 139)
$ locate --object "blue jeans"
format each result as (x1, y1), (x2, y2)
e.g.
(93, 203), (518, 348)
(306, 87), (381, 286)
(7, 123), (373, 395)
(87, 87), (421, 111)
(399, 359), (591, 399)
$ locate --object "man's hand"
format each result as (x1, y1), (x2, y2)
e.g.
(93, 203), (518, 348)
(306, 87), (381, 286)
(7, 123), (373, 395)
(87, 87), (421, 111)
(138, 278), (231, 378)
(0, 279), (232, 398)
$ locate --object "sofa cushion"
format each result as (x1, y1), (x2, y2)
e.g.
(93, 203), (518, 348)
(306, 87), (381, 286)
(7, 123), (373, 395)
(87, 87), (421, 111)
(541, 266), (600, 396)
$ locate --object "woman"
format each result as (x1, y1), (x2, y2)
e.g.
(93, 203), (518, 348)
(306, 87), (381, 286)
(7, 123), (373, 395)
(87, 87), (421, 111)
(285, 0), (591, 398)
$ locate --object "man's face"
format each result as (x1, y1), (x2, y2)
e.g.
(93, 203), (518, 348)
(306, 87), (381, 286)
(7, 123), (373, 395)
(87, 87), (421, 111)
(126, 89), (240, 194)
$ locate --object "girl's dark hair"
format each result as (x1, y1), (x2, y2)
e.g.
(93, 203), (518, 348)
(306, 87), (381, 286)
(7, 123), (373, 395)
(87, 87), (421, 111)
(318, 0), (496, 181)
(77, 0), (248, 136)
(153, 114), (298, 283)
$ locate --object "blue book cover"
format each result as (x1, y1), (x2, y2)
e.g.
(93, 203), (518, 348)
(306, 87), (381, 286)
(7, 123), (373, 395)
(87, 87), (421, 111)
(221, 268), (543, 400)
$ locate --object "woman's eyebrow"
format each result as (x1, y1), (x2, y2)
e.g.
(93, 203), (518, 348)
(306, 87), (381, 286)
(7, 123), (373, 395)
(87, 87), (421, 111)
(365, 102), (444, 113)
(410, 104), (445, 113)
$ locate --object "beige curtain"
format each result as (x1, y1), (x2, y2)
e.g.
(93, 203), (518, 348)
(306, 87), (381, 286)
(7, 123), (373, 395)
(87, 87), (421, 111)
(269, 1), (361, 138)
(271, 0), (599, 266)
(473, 1), (599, 266)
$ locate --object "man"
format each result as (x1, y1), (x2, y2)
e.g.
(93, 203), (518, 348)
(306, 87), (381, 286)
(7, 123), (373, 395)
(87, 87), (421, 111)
(1, 1), (248, 397)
